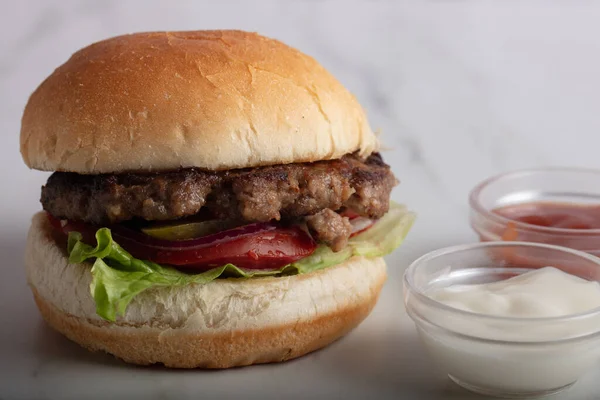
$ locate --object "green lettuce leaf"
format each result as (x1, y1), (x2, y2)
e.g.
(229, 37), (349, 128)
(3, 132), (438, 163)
(67, 203), (415, 321)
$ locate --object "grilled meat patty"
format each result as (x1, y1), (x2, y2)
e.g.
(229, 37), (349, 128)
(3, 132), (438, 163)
(305, 209), (353, 251)
(41, 153), (397, 231)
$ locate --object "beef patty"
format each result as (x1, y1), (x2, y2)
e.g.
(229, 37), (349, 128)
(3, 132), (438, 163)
(41, 153), (397, 228)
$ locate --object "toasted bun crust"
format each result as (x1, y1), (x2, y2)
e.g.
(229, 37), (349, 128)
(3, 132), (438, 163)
(25, 212), (386, 368)
(20, 30), (378, 174)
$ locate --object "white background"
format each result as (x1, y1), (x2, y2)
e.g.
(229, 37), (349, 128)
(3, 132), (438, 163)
(1, 1), (600, 399)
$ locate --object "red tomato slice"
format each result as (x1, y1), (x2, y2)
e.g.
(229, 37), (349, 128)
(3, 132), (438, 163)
(47, 213), (98, 244)
(111, 224), (316, 270)
(46, 213), (317, 271)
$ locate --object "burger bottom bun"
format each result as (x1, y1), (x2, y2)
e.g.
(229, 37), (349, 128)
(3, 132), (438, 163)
(25, 212), (387, 368)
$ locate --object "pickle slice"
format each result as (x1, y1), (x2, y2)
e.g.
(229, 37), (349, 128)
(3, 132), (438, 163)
(141, 219), (238, 241)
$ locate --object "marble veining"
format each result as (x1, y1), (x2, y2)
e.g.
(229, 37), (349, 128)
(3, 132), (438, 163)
(2, 1), (600, 399)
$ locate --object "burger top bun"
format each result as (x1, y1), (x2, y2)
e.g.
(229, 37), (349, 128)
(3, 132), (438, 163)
(20, 30), (378, 174)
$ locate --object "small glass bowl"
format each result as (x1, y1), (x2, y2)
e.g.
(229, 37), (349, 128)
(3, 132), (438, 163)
(469, 168), (600, 256)
(403, 241), (600, 398)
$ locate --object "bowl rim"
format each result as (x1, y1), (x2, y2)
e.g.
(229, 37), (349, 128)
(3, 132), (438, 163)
(469, 167), (600, 236)
(408, 305), (600, 346)
(404, 241), (600, 326)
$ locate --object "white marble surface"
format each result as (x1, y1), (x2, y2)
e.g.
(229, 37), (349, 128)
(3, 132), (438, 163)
(2, 1), (600, 399)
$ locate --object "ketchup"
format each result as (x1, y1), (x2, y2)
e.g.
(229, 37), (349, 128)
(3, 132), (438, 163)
(493, 202), (600, 230)
(482, 201), (600, 279)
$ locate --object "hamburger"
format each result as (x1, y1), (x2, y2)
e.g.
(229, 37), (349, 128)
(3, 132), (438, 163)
(21, 30), (414, 368)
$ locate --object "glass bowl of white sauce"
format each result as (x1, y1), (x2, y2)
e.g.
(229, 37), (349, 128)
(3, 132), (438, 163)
(403, 241), (600, 398)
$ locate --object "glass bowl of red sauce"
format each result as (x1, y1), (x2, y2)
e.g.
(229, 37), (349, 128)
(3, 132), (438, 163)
(469, 168), (600, 257)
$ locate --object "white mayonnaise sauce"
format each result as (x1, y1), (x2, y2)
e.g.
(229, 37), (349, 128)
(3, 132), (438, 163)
(413, 267), (600, 394)
(429, 266), (600, 318)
